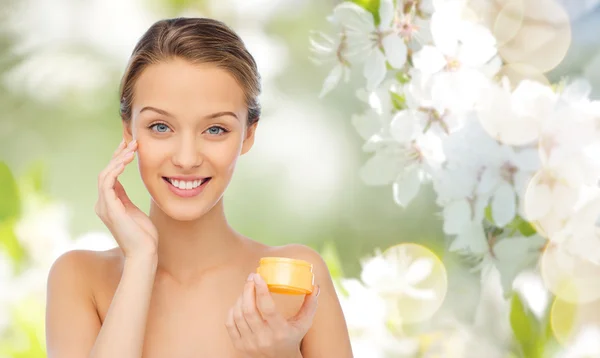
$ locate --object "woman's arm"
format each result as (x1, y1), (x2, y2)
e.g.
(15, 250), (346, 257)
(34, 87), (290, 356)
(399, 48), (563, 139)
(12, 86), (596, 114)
(278, 245), (354, 358)
(45, 249), (157, 358)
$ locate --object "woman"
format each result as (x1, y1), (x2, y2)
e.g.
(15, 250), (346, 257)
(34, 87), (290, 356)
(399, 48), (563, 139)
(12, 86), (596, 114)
(45, 17), (353, 358)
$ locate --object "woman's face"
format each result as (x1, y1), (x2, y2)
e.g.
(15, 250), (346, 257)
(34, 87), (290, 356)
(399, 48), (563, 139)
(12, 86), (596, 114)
(124, 58), (256, 221)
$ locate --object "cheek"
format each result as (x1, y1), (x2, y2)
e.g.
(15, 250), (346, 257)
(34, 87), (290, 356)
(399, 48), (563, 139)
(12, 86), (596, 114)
(136, 145), (162, 178)
(207, 141), (242, 172)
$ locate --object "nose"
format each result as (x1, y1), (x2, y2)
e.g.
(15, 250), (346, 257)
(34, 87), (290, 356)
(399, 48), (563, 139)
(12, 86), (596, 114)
(171, 135), (203, 170)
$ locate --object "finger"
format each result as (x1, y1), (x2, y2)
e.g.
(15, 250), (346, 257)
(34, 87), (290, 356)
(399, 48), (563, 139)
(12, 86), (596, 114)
(253, 273), (286, 329)
(290, 285), (320, 332)
(100, 159), (130, 214)
(112, 139), (137, 162)
(242, 274), (267, 333)
(114, 180), (134, 207)
(225, 308), (242, 342)
(233, 296), (253, 338)
(112, 139), (127, 158)
(104, 151), (133, 181)
(103, 143), (137, 185)
(100, 141), (136, 184)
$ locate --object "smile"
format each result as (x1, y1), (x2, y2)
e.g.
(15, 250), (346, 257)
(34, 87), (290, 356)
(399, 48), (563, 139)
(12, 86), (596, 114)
(162, 177), (211, 198)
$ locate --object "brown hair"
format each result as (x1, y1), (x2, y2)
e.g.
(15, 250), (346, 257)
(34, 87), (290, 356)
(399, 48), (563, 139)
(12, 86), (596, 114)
(119, 17), (261, 125)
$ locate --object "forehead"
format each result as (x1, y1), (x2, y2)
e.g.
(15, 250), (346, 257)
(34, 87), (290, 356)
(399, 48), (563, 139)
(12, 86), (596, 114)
(132, 58), (246, 117)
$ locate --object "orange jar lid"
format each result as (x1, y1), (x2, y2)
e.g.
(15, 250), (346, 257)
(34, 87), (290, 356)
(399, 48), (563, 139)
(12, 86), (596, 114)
(256, 257), (314, 295)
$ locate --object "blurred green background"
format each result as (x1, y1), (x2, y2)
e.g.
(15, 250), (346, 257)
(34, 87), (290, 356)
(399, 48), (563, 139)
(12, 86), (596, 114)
(1, 0), (600, 356)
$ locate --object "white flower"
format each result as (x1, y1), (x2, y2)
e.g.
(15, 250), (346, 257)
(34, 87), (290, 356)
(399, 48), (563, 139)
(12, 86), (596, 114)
(336, 277), (419, 358)
(476, 235), (547, 295)
(309, 30), (352, 98)
(524, 165), (585, 238)
(337, 278), (388, 332)
(477, 78), (557, 146)
(360, 248), (437, 300)
(477, 144), (540, 227)
(354, 80), (445, 208)
(331, 0), (408, 90)
(412, 1), (500, 113)
(390, 71), (467, 143)
(551, 188), (600, 264)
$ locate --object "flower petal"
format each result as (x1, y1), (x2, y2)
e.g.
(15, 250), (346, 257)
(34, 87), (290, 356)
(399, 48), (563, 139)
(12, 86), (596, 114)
(405, 258), (433, 285)
(359, 151), (398, 185)
(393, 167), (421, 208)
(382, 34), (407, 69)
(450, 221), (488, 254)
(332, 2), (375, 33)
(491, 180), (517, 227)
(319, 64), (344, 98)
(403, 285), (437, 300)
(523, 178), (552, 221)
(364, 49), (387, 90)
(443, 199), (471, 235)
(378, 0), (394, 27)
(390, 110), (416, 143)
(412, 45), (446, 74)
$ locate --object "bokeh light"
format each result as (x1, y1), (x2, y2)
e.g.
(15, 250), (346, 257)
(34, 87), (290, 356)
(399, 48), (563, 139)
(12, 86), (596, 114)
(497, 0), (572, 74)
(541, 243), (600, 304)
(382, 243), (448, 324)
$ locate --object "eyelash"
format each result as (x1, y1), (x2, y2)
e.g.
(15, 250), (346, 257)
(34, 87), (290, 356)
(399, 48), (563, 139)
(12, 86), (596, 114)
(148, 122), (230, 136)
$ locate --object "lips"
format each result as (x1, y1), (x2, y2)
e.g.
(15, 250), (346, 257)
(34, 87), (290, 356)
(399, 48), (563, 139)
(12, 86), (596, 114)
(162, 176), (212, 198)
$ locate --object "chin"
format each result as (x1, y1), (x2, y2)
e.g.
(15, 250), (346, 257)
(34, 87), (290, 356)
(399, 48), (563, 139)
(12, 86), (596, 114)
(147, 184), (223, 223)
(164, 204), (212, 221)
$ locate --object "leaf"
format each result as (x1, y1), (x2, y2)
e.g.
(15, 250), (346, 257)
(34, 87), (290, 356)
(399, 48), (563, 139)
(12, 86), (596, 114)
(506, 215), (537, 237)
(0, 162), (20, 222)
(390, 92), (407, 110)
(509, 292), (544, 358)
(396, 71), (411, 84)
(485, 205), (494, 224)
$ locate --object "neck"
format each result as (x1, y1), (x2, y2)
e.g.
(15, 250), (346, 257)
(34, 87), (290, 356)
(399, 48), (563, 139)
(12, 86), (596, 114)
(149, 198), (243, 284)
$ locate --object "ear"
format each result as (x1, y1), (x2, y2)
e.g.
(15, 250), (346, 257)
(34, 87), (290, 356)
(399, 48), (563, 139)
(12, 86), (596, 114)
(122, 119), (133, 142)
(241, 121), (258, 155)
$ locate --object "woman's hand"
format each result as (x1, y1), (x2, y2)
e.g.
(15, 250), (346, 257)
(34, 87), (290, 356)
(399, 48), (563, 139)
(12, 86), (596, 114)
(94, 139), (158, 259)
(225, 273), (320, 358)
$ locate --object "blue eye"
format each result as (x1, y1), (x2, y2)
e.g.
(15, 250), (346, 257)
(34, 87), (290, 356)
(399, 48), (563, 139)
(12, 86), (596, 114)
(206, 126), (228, 135)
(149, 123), (171, 133)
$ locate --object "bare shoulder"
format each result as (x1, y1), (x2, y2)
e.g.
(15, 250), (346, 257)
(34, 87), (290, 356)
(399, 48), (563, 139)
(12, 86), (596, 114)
(46, 247), (122, 358)
(48, 247), (122, 286)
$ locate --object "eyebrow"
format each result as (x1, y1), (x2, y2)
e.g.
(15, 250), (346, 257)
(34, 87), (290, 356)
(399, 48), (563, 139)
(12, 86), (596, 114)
(139, 106), (239, 121)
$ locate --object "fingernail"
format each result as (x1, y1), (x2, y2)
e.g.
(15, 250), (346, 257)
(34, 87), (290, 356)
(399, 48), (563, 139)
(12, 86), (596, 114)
(247, 273), (254, 281)
(253, 273), (262, 284)
(316, 286), (321, 297)
(128, 139), (137, 147)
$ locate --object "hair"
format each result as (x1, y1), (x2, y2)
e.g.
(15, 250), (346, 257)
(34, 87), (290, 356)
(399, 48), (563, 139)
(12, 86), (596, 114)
(118, 17), (261, 126)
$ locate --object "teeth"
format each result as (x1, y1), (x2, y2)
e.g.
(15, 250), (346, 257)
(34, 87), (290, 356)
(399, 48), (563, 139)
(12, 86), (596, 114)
(169, 178), (204, 190)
